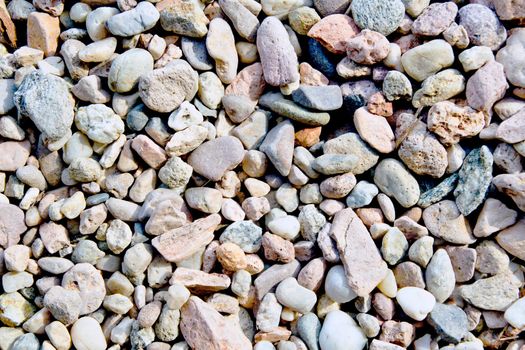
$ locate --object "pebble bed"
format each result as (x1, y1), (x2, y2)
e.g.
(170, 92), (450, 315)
(0, 0), (524, 349)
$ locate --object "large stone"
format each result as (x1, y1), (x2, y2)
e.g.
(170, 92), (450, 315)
(496, 28), (525, 88)
(307, 14), (360, 54)
(329, 208), (388, 297)
(0, 140), (30, 172)
(453, 146), (493, 216)
(62, 263), (106, 315)
(259, 120), (295, 176)
(474, 198), (517, 237)
(459, 4), (507, 50)
(108, 48), (154, 93)
(14, 71), (74, 146)
(422, 200), (475, 244)
(75, 104), (125, 144)
(496, 219), (525, 261)
(157, 0), (209, 37)
(319, 310), (367, 350)
(106, 1), (159, 36)
(0, 203), (27, 248)
(180, 296), (251, 350)
(257, 16), (299, 87)
(412, 69), (465, 108)
(323, 133), (379, 175)
(188, 136), (245, 181)
(460, 272), (520, 311)
(350, 0), (404, 36)
(401, 40), (454, 82)
(466, 60), (508, 113)
(152, 214), (221, 263)
(428, 303), (468, 344)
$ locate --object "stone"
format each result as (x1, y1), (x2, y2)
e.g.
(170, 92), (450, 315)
(71, 317), (107, 350)
(0, 141), (30, 172)
(381, 228), (409, 265)
(351, 0), (404, 35)
(422, 200), (475, 244)
(466, 60), (508, 113)
(292, 85), (342, 111)
(157, 0), (209, 37)
(427, 101), (485, 145)
(325, 265), (357, 303)
(307, 14), (360, 54)
(27, 12), (60, 56)
(459, 4), (507, 50)
(44, 286), (82, 325)
(180, 296), (251, 349)
(445, 246), (476, 283)
(496, 220), (525, 261)
(428, 303), (468, 344)
(475, 240), (509, 275)
(504, 297), (525, 329)
(106, 1), (159, 36)
(220, 221), (262, 253)
(408, 236), (434, 268)
(493, 173), (525, 212)
(396, 287), (436, 321)
(219, 0), (260, 41)
(497, 28), (525, 88)
(62, 263), (106, 315)
(354, 108), (394, 154)
(319, 310), (367, 350)
(69, 158), (103, 183)
(139, 59), (198, 113)
(474, 198), (517, 237)
(330, 208), (388, 297)
(206, 18), (238, 84)
(425, 249), (455, 303)
(152, 214), (221, 263)
(398, 115), (448, 178)
(373, 159), (420, 208)
(346, 181), (378, 208)
(401, 40), (454, 82)
(382, 71), (412, 101)
(78, 37), (117, 63)
(460, 272), (520, 311)
(412, 69), (466, 108)
(459, 46), (494, 72)
(72, 75), (111, 104)
(417, 174), (458, 209)
(496, 109), (525, 143)
(412, 2), (458, 36)
(313, 0), (351, 16)
(14, 71), (74, 146)
(257, 16), (299, 87)
(181, 37), (213, 71)
(75, 104), (125, 144)
(108, 48), (154, 93)
(276, 277), (317, 313)
(188, 136), (244, 181)
(0, 292), (35, 326)
(259, 120), (294, 176)
(259, 92), (330, 126)
(346, 30), (390, 65)
(454, 146), (494, 216)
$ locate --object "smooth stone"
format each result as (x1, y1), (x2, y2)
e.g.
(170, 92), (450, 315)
(346, 181), (378, 208)
(106, 2), (159, 37)
(325, 265), (357, 303)
(323, 132), (379, 175)
(259, 92), (330, 126)
(292, 85), (342, 111)
(180, 37), (213, 71)
(474, 198), (517, 237)
(319, 310), (367, 350)
(428, 303), (468, 344)
(466, 60), (508, 113)
(71, 317), (107, 350)
(373, 159), (420, 208)
(206, 18), (238, 84)
(504, 297), (525, 329)
(259, 120), (294, 176)
(188, 136), (245, 181)
(401, 40), (455, 82)
(496, 28), (525, 88)
(422, 200), (475, 244)
(396, 287), (436, 321)
(425, 249), (455, 303)
(496, 220), (525, 261)
(275, 277), (317, 313)
(108, 48), (154, 93)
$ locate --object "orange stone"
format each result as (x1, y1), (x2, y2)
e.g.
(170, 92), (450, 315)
(295, 126), (322, 148)
(27, 12), (60, 57)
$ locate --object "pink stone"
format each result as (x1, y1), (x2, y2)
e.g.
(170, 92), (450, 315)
(347, 29), (390, 65)
(131, 134), (167, 169)
(39, 222), (70, 254)
(0, 203), (27, 248)
(225, 63), (266, 103)
(412, 2), (458, 37)
(466, 60), (508, 113)
(496, 109), (525, 143)
(353, 107), (395, 154)
(307, 14), (360, 54)
(0, 140), (30, 172)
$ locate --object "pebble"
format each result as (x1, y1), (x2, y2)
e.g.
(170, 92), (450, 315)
(78, 37), (117, 62)
(428, 303), (468, 344)
(350, 0), (404, 36)
(496, 109), (525, 143)
(382, 71), (413, 101)
(474, 199), (517, 237)
(220, 220), (263, 253)
(106, 2), (159, 37)
(307, 14), (359, 54)
(319, 310), (367, 350)
(401, 40), (454, 82)
(459, 4), (507, 50)
(71, 317), (107, 350)
(347, 30), (390, 65)
(291, 85), (342, 111)
(475, 240), (509, 275)
(412, 2), (458, 36)
(496, 29), (525, 88)
(206, 18), (238, 84)
(276, 277), (317, 313)
(257, 16), (299, 87)
(260, 92), (330, 126)
(75, 104), (125, 144)
(43, 286), (82, 325)
(466, 60), (508, 113)
(381, 228), (409, 265)
(454, 146), (494, 216)
(325, 265), (357, 303)
(412, 69), (466, 108)
(460, 272), (520, 311)
(157, 0), (209, 37)
(396, 287), (436, 321)
(188, 136), (244, 181)
(425, 249), (456, 303)
(373, 159), (420, 208)
(503, 297), (525, 329)
(108, 48), (154, 93)
(220, 0), (260, 42)
(259, 120), (294, 176)
(14, 71), (74, 146)
(346, 180), (378, 209)
(496, 220), (525, 261)
(422, 200), (475, 244)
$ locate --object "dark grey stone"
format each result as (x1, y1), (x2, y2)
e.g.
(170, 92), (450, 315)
(292, 85), (343, 111)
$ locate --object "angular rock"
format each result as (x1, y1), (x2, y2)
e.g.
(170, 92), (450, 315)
(307, 14), (360, 54)
(466, 60), (508, 113)
(422, 200), (475, 244)
(474, 198), (517, 237)
(259, 120), (294, 176)
(460, 272), (520, 311)
(496, 219), (525, 261)
(428, 303), (468, 344)
(292, 85), (342, 111)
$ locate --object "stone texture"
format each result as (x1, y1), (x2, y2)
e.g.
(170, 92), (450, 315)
(307, 14), (360, 54)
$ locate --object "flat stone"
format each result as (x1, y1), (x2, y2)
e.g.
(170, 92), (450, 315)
(504, 297), (525, 329)
(152, 214), (221, 263)
(292, 85), (342, 111)
(181, 37), (213, 71)
(257, 16), (299, 87)
(323, 133), (379, 175)
(260, 93), (330, 126)
(460, 272), (520, 311)
(180, 296), (251, 350)
(454, 146), (493, 216)
(254, 260), (301, 299)
(0, 292), (35, 326)
(108, 48), (153, 93)
(188, 136), (245, 181)
(496, 28), (525, 88)
(71, 317), (107, 350)
(27, 12), (60, 56)
(466, 60), (508, 113)
(428, 303), (468, 344)
(417, 174), (458, 208)
(330, 208), (388, 297)
(354, 107), (394, 154)
(219, 0), (260, 42)
(170, 268), (230, 293)
(474, 198), (517, 237)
